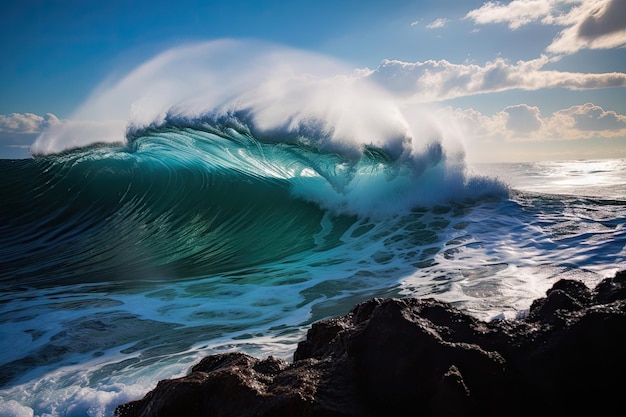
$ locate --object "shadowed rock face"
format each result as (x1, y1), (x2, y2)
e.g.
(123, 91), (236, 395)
(116, 271), (626, 417)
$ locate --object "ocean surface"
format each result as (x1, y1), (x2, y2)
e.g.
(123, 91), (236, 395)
(1, 40), (625, 417)
(1, 119), (625, 416)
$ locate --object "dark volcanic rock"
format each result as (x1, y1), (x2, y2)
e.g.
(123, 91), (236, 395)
(116, 271), (626, 417)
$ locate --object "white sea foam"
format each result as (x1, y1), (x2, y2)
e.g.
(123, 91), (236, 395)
(7, 38), (626, 417)
(2, 184), (625, 415)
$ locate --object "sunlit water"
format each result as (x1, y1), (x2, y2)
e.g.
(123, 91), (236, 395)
(1, 39), (625, 417)
(2, 151), (624, 417)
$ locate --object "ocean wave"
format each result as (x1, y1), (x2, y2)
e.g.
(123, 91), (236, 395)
(2, 38), (625, 417)
(1, 116), (507, 288)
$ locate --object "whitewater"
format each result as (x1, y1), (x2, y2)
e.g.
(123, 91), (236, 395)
(1, 40), (625, 417)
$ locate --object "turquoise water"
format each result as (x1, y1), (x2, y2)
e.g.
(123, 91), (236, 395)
(1, 120), (624, 416)
(2, 39), (625, 416)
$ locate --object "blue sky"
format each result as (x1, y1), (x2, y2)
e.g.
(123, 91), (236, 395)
(1, 0), (625, 161)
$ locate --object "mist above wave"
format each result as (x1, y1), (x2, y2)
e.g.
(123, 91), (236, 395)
(29, 39), (509, 213)
(31, 39), (463, 165)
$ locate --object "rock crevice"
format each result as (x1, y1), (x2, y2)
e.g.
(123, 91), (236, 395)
(116, 271), (626, 417)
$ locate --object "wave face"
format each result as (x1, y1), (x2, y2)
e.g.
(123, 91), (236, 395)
(0, 114), (505, 288)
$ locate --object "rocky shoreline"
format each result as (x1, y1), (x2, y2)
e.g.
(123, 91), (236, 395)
(116, 271), (626, 417)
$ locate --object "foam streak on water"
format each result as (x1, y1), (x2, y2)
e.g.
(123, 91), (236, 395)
(2, 39), (625, 416)
(2, 155), (625, 416)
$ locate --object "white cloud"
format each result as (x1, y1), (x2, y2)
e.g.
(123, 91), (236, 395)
(442, 102), (626, 143)
(547, 0), (626, 53)
(426, 18), (449, 29)
(551, 103), (626, 132)
(0, 113), (59, 134)
(0, 113), (61, 152)
(465, 0), (626, 54)
(364, 55), (626, 102)
(465, 0), (552, 30)
(502, 104), (543, 133)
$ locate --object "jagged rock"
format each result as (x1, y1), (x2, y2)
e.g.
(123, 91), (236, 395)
(116, 271), (626, 417)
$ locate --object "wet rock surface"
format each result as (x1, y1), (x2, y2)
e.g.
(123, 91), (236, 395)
(116, 271), (626, 417)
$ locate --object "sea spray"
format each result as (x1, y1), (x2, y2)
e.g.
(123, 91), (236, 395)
(31, 40), (463, 173)
(3, 39), (625, 417)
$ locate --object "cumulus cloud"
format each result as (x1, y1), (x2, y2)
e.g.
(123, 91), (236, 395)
(442, 102), (626, 142)
(426, 18), (449, 29)
(502, 104), (543, 133)
(465, 0), (626, 54)
(0, 113), (60, 134)
(552, 103), (626, 131)
(548, 0), (626, 53)
(0, 113), (61, 153)
(465, 0), (552, 30)
(364, 55), (626, 102)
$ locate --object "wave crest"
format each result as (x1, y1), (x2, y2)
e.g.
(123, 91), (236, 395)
(127, 116), (508, 215)
(28, 39), (508, 217)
